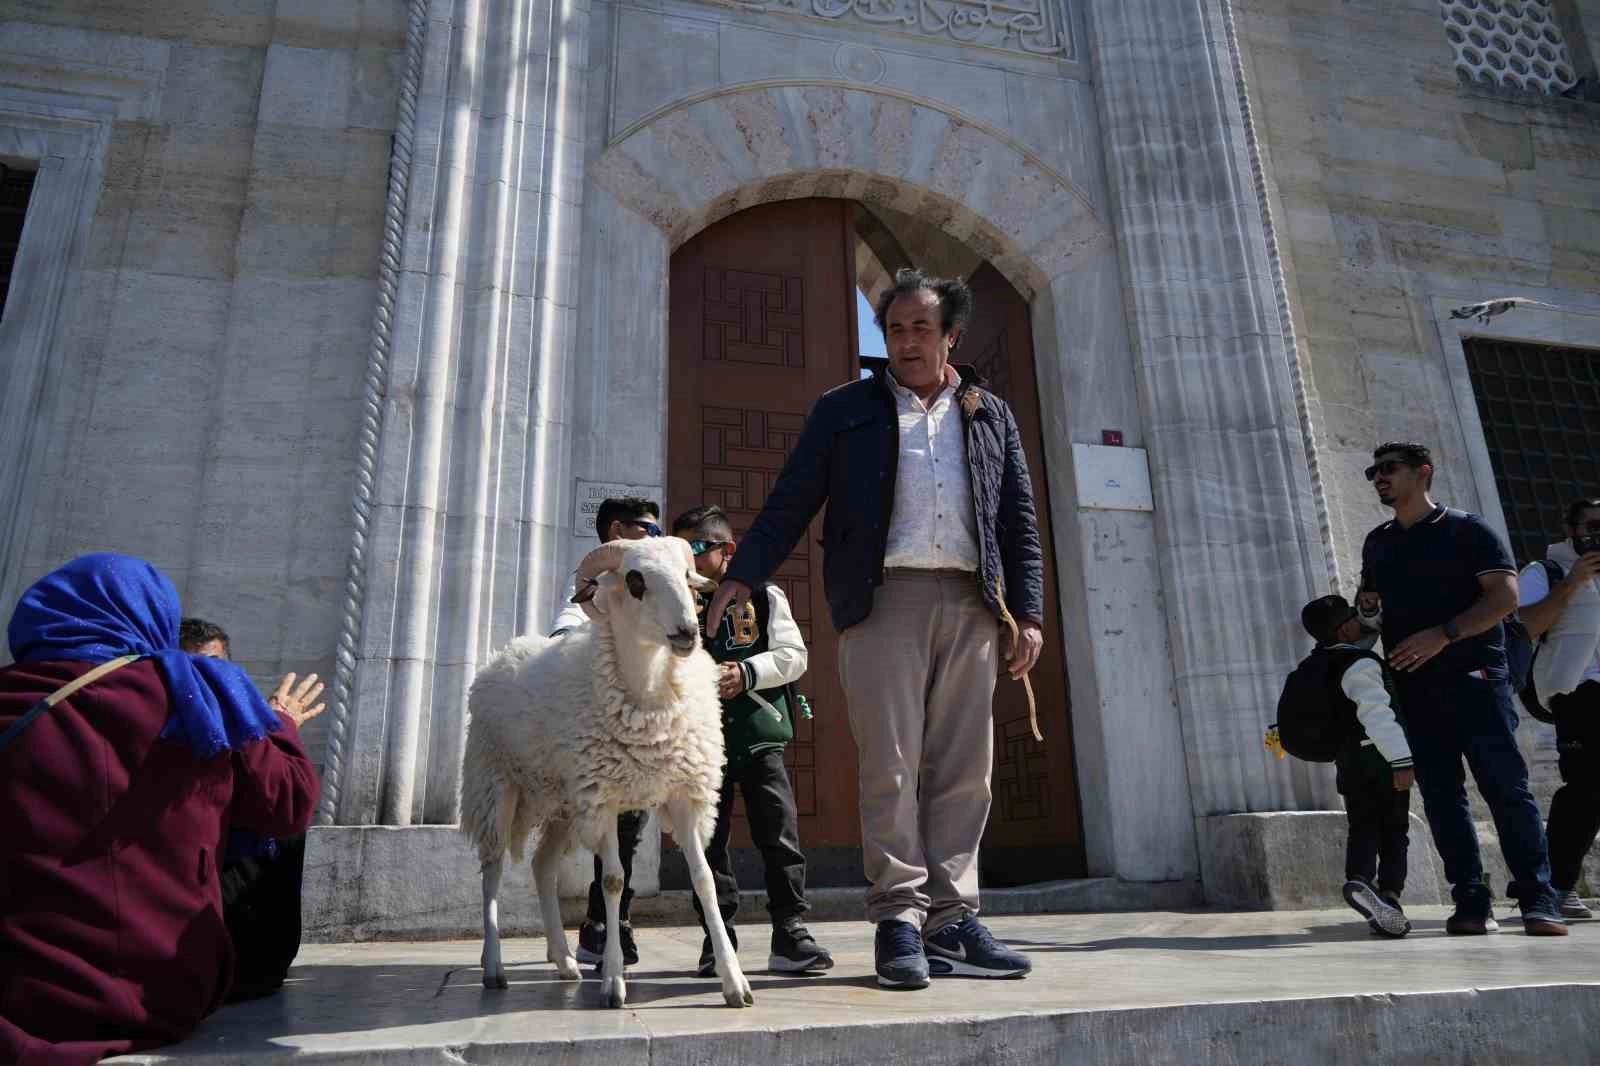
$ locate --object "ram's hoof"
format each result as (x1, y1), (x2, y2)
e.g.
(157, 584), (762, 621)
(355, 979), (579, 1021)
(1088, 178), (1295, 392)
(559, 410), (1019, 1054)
(553, 956), (582, 981)
(604, 976), (627, 1008)
(482, 972), (508, 990)
(723, 975), (754, 1007)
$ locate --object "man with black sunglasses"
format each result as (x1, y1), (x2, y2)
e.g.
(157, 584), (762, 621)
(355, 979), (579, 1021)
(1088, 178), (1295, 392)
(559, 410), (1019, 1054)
(1515, 496), (1600, 920)
(1359, 442), (1566, 936)
(550, 494), (662, 969)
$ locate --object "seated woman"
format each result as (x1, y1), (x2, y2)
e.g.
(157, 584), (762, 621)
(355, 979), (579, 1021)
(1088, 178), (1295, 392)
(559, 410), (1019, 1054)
(0, 554), (321, 1065)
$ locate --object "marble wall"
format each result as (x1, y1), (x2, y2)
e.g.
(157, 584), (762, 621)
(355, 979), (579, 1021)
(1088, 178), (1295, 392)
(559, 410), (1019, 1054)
(0, 1), (407, 769)
(1236, 0), (1600, 835)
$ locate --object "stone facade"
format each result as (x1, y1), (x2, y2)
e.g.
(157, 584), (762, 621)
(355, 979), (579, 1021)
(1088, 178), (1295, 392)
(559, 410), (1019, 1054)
(3, 0), (1599, 932)
(1234, 0), (1600, 880)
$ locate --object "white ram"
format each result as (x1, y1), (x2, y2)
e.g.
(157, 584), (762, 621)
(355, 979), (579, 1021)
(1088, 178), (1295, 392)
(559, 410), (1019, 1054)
(460, 535), (752, 1008)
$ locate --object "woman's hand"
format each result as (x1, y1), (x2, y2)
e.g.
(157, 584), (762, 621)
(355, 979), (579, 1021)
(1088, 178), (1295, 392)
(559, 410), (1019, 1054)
(269, 671), (326, 728)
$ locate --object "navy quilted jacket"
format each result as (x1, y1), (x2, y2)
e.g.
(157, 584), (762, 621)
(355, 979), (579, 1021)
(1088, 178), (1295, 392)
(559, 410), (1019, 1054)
(725, 364), (1044, 632)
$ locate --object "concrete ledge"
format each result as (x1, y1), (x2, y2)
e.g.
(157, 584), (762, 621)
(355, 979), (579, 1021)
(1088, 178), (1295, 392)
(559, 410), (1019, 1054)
(121, 911), (1600, 1065)
(303, 825), (656, 942)
(305, 826), (1200, 941)
(1198, 811), (1444, 909)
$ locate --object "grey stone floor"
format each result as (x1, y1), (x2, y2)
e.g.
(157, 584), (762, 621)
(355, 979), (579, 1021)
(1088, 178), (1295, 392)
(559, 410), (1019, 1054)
(121, 909), (1600, 1065)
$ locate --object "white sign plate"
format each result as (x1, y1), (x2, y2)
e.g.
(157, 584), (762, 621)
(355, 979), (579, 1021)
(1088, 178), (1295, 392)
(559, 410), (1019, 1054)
(1071, 443), (1154, 512)
(573, 479), (664, 535)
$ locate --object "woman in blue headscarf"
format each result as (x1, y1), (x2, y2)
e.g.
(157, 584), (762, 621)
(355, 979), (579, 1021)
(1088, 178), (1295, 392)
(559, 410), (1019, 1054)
(0, 554), (321, 1065)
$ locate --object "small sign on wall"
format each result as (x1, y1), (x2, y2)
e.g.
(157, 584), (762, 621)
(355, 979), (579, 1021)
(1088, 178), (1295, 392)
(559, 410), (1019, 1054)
(1072, 443), (1154, 512)
(573, 479), (664, 536)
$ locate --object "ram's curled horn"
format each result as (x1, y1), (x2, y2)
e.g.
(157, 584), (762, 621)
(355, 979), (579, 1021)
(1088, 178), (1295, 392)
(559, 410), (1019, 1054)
(570, 543), (626, 603)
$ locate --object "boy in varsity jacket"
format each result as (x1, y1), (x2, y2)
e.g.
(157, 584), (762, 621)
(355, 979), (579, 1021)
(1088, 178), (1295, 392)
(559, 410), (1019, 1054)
(674, 506), (835, 976)
(1301, 594), (1416, 938)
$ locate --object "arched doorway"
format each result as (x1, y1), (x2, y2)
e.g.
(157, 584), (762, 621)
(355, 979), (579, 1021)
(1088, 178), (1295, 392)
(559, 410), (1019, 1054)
(666, 198), (1084, 885)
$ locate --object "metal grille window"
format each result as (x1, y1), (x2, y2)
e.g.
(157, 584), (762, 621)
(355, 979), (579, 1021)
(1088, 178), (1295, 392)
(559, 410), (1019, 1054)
(1464, 337), (1600, 565)
(0, 163), (38, 321)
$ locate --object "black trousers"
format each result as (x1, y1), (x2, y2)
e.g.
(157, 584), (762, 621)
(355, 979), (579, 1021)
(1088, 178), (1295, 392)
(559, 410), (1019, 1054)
(1337, 744), (1410, 897)
(584, 809), (647, 924)
(222, 835), (305, 1002)
(1547, 681), (1600, 892)
(692, 748), (808, 933)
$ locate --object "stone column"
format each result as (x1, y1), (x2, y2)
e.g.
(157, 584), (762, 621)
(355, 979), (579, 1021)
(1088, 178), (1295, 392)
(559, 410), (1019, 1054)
(1082, 0), (1340, 817)
(317, 0), (591, 827)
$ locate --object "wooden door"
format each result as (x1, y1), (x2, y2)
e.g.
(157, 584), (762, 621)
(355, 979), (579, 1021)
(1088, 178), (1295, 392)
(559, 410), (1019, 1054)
(963, 263), (1085, 884)
(667, 200), (862, 855)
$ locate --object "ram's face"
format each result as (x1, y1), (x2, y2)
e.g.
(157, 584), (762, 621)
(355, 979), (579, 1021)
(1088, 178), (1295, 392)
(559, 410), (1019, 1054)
(613, 537), (712, 656)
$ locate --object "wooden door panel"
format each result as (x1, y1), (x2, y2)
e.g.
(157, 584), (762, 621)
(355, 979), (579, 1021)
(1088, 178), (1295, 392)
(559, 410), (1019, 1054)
(668, 199), (860, 849)
(667, 210), (1085, 882)
(963, 263), (1085, 883)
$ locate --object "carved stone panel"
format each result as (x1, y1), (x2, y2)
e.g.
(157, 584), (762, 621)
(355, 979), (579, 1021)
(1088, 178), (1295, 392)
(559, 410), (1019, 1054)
(724, 0), (1073, 58)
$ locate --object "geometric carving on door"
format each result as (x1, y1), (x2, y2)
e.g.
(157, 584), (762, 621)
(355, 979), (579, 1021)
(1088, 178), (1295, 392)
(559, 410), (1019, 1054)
(993, 715), (1051, 822)
(701, 402), (817, 815)
(704, 268), (805, 367)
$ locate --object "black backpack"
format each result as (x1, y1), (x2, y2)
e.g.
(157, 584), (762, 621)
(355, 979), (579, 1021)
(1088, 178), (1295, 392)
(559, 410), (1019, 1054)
(1505, 559), (1564, 725)
(1273, 647), (1382, 762)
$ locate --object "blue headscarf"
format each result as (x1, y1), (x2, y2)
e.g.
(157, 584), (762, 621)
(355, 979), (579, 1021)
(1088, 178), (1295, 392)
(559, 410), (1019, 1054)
(7, 553), (281, 758)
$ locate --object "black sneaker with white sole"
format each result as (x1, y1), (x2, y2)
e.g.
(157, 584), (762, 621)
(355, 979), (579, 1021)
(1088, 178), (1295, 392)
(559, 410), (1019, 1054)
(575, 919), (640, 967)
(923, 913), (1031, 978)
(1343, 880), (1410, 938)
(769, 918), (834, 973)
(874, 919), (930, 989)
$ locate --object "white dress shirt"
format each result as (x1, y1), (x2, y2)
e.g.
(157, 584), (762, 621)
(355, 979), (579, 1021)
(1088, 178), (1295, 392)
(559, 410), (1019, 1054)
(882, 367), (980, 572)
(550, 573), (589, 635)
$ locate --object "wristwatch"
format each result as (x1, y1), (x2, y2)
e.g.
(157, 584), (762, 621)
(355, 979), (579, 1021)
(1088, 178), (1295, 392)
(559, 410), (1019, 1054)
(1442, 619), (1461, 643)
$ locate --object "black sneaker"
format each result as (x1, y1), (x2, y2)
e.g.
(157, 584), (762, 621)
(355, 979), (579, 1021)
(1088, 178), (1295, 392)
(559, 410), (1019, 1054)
(769, 917), (835, 973)
(1343, 880), (1410, 938)
(1520, 895), (1570, 937)
(697, 925), (739, 977)
(575, 919), (640, 966)
(923, 913), (1031, 978)
(874, 919), (930, 989)
(1444, 907), (1500, 935)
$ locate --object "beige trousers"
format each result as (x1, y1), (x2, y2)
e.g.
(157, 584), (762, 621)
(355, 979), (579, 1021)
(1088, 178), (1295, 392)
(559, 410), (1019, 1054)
(837, 570), (999, 934)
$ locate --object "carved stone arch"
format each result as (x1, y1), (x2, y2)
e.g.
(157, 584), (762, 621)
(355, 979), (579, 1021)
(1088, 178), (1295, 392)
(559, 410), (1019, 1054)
(590, 83), (1111, 300)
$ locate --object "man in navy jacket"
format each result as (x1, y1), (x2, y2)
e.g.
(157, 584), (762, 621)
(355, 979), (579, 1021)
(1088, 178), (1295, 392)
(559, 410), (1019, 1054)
(708, 268), (1045, 989)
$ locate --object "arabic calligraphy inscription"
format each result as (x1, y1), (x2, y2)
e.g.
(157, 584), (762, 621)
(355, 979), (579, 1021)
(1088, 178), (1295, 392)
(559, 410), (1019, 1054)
(733, 0), (1071, 58)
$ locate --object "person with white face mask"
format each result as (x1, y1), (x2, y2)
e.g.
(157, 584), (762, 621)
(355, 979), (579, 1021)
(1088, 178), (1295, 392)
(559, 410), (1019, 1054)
(1300, 594), (1415, 937)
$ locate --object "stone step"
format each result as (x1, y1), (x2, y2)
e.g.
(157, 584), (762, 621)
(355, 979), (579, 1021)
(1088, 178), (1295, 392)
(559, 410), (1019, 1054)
(612, 877), (1203, 926)
(119, 909), (1600, 1065)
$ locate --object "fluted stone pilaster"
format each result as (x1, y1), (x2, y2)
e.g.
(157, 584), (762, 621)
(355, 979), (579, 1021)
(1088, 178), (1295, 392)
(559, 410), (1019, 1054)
(1083, 0), (1338, 814)
(321, 0), (591, 826)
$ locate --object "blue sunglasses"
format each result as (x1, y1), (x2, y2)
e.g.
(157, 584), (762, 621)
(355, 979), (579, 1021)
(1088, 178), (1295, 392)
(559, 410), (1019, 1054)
(623, 519), (663, 537)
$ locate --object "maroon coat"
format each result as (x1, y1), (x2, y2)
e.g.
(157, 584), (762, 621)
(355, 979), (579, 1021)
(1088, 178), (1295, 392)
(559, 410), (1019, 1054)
(0, 659), (320, 1065)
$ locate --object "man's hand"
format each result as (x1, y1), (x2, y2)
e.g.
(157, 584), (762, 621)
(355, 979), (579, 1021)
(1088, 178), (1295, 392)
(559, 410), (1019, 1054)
(1563, 552), (1600, 588)
(1005, 621), (1044, 680)
(1388, 626), (1450, 672)
(717, 663), (746, 699)
(269, 671), (326, 728)
(707, 579), (753, 631)
(1393, 768), (1416, 791)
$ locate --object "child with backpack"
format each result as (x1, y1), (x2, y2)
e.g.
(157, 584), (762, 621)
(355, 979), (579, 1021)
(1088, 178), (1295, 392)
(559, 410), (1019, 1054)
(673, 505), (834, 976)
(1278, 594), (1416, 937)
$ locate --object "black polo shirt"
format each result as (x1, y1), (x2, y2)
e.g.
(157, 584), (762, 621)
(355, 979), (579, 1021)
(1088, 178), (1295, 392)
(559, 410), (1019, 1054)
(1360, 505), (1517, 679)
